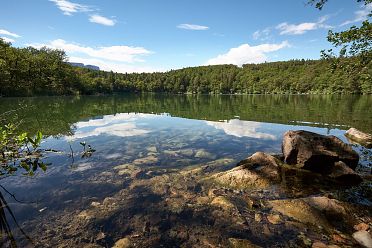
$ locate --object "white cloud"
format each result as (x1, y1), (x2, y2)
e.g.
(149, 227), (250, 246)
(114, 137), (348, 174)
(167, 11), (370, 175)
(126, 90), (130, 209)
(341, 3), (372, 26)
(276, 15), (331, 35)
(206, 119), (276, 140)
(0, 29), (20, 38)
(177, 24), (209, 31)
(1, 37), (15, 43)
(206, 41), (289, 66)
(252, 27), (271, 41)
(89, 14), (116, 26)
(29, 39), (152, 63)
(50, 0), (92, 16)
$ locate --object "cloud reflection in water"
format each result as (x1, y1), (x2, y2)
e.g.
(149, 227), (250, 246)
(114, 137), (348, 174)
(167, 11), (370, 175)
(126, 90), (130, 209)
(206, 119), (277, 140)
(66, 113), (158, 140)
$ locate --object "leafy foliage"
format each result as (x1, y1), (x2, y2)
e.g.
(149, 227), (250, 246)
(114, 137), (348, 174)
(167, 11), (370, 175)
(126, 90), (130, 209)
(308, 0), (371, 10)
(310, 0), (372, 59)
(309, 0), (372, 91)
(0, 124), (48, 176)
(0, 39), (81, 96)
(1, 35), (371, 96)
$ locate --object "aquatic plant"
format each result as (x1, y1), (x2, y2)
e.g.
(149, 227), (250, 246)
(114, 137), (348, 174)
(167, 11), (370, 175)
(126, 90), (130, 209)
(0, 123), (48, 177)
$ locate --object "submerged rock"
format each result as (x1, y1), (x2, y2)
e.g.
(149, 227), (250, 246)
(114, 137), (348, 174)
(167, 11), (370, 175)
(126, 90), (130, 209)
(178, 148), (194, 157)
(133, 155), (158, 165)
(268, 198), (330, 229)
(228, 238), (262, 248)
(268, 196), (352, 232)
(195, 149), (216, 159)
(114, 164), (137, 173)
(146, 146), (158, 153)
(266, 214), (282, 225)
(254, 213), (262, 222)
(211, 152), (281, 189)
(345, 128), (372, 148)
(311, 241), (328, 248)
(211, 196), (235, 211)
(282, 130), (359, 173)
(354, 223), (370, 232)
(112, 237), (131, 248)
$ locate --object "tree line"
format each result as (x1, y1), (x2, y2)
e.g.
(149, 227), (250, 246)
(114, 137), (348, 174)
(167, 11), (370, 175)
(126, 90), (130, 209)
(0, 38), (371, 97)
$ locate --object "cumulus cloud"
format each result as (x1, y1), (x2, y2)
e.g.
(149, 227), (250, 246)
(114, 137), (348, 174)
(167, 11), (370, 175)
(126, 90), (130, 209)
(89, 14), (116, 26)
(276, 15), (331, 35)
(206, 41), (289, 66)
(49, 0), (93, 16)
(341, 3), (372, 26)
(0, 29), (20, 38)
(206, 119), (277, 140)
(29, 39), (152, 63)
(177, 24), (209, 30)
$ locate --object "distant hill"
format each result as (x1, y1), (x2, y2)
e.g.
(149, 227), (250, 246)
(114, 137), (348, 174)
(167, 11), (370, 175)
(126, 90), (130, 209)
(68, 62), (100, 71)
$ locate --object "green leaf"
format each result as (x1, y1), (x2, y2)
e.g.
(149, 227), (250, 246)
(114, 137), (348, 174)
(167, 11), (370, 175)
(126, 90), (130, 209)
(27, 136), (36, 147)
(39, 162), (47, 172)
(35, 131), (43, 146)
(20, 161), (30, 171)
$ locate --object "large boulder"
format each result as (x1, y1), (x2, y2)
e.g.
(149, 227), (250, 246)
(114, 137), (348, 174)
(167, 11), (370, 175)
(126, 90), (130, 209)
(282, 130), (359, 174)
(345, 128), (372, 148)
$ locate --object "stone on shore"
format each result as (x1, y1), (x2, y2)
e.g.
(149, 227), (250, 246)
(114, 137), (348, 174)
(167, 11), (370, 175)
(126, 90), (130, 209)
(352, 231), (372, 248)
(211, 152), (281, 189)
(345, 128), (372, 148)
(328, 161), (362, 185)
(282, 130), (359, 173)
(268, 196), (350, 231)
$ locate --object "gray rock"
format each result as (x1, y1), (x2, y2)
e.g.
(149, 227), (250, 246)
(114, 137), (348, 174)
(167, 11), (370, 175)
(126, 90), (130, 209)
(328, 161), (362, 185)
(352, 230), (372, 248)
(112, 237), (131, 248)
(268, 196), (348, 231)
(282, 130), (359, 173)
(345, 128), (372, 148)
(211, 152), (281, 189)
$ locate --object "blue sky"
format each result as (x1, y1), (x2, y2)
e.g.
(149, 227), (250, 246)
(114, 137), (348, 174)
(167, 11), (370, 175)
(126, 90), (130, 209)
(1, 0), (371, 72)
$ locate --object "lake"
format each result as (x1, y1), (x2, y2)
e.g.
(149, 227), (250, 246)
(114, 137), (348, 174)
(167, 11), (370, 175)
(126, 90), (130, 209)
(0, 94), (371, 247)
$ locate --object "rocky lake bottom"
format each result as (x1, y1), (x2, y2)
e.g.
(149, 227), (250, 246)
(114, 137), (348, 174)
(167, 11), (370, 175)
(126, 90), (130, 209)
(0, 95), (371, 247)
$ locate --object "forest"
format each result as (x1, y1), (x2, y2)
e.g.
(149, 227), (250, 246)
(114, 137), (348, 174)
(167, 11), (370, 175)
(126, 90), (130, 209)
(0, 38), (371, 97)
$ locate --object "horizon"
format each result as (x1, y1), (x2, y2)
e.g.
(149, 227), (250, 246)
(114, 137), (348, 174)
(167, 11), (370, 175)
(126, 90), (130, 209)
(1, 0), (371, 73)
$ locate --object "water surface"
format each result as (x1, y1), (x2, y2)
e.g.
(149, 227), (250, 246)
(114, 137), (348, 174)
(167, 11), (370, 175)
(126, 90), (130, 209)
(0, 94), (371, 246)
